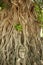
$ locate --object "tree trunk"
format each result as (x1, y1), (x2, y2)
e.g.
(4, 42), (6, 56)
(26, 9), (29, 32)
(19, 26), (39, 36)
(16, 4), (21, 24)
(0, 0), (43, 65)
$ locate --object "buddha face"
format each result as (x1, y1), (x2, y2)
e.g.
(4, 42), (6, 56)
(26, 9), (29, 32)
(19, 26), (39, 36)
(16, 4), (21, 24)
(18, 46), (26, 59)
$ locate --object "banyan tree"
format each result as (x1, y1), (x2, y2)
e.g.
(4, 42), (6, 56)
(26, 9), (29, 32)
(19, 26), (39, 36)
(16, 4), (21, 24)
(0, 0), (43, 65)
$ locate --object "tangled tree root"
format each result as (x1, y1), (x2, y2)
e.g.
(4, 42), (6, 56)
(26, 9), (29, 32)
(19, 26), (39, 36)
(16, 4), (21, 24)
(0, 0), (43, 65)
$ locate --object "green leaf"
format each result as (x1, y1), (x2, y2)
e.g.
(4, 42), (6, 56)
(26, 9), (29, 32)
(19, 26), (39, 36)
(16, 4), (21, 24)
(37, 10), (43, 23)
(34, 4), (40, 13)
(34, 3), (43, 24)
(15, 24), (23, 31)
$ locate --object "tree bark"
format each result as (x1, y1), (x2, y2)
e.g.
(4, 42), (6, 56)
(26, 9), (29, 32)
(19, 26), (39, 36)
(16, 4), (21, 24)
(0, 0), (43, 65)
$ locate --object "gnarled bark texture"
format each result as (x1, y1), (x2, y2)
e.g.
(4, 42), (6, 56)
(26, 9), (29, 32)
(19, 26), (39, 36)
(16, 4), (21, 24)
(0, 0), (43, 65)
